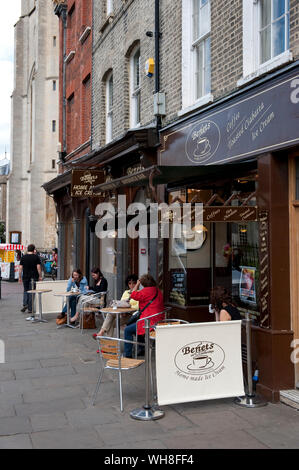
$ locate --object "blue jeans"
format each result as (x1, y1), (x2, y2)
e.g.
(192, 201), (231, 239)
(124, 322), (137, 358)
(23, 279), (36, 312)
(62, 295), (77, 318)
(124, 323), (145, 357)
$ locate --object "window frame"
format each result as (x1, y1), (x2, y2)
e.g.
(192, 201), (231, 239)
(259, 0), (290, 65)
(239, 0), (292, 87)
(106, 72), (113, 144)
(130, 46), (141, 128)
(181, 0), (212, 115)
(106, 0), (113, 17)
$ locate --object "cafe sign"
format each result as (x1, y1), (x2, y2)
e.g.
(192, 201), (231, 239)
(71, 170), (105, 197)
(155, 321), (244, 406)
(159, 65), (299, 166)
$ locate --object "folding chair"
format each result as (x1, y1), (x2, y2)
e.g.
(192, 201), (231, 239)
(92, 336), (145, 412)
(79, 291), (108, 334)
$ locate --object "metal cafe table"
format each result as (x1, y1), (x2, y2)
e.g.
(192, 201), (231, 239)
(54, 291), (81, 329)
(27, 289), (52, 323)
(99, 307), (137, 338)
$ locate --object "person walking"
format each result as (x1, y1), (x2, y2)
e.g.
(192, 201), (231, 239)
(18, 244), (42, 320)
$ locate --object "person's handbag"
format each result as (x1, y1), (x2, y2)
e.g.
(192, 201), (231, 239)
(82, 312), (96, 329)
(126, 289), (158, 326)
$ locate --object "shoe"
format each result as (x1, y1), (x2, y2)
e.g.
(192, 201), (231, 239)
(26, 316), (35, 321)
(56, 316), (67, 326)
(21, 306), (28, 312)
(56, 312), (66, 320)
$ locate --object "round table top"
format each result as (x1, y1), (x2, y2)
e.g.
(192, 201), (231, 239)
(53, 291), (81, 297)
(100, 307), (137, 314)
(27, 289), (52, 294)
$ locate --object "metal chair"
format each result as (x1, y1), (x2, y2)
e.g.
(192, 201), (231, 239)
(79, 291), (108, 334)
(92, 335), (145, 412)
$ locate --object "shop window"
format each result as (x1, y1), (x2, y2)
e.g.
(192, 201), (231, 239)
(167, 177), (260, 313)
(296, 159), (299, 200)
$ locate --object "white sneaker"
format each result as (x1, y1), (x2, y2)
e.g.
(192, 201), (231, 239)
(26, 316), (35, 321)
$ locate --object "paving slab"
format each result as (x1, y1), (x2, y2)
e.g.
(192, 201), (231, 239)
(30, 427), (105, 449)
(161, 429), (269, 449)
(0, 434), (33, 449)
(15, 365), (76, 380)
(14, 397), (86, 417)
(0, 416), (32, 436)
(30, 412), (69, 432)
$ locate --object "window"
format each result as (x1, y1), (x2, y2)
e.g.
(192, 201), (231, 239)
(52, 159), (56, 169)
(239, 0), (291, 85)
(107, 0), (113, 16)
(192, 0), (211, 100)
(259, 0), (290, 65)
(52, 120), (56, 132)
(53, 36), (57, 47)
(53, 80), (56, 91)
(106, 73), (113, 143)
(181, 0), (212, 113)
(130, 47), (141, 127)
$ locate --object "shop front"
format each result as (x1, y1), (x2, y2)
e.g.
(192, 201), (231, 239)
(157, 61), (299, 401)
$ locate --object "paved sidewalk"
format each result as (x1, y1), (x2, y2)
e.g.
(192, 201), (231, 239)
(0, 281), (299, 449)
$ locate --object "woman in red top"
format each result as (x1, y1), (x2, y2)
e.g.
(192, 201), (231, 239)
(124, 274), (165, 358)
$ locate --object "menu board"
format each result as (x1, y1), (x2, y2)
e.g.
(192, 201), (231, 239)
(170, 270), (186, 306)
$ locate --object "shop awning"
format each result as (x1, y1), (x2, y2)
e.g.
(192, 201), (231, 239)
(0, 244), (26, 251)
(92, 160), (257, 193)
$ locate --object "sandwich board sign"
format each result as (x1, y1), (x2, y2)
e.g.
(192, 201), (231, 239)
(155, 321), (244, 406)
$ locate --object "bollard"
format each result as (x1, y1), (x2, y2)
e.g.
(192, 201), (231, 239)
(234, 312), (267, 408)
(130, 317), (165, 421)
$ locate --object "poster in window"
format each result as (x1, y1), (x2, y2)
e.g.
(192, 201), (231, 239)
(239, 266), (256, 304)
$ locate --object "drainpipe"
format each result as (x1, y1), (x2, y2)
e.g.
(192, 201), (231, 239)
(54, 3), (67, 161)
(154, 0), (161, 132)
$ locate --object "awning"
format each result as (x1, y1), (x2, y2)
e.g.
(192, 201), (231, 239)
(0, 244), (26, 251)
(92, 160), (257, 193)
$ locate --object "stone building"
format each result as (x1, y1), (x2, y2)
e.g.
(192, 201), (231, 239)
(0, 158), (9, 234)
(44, 0), (299, 401)
(43, 0), (93, 279)
(7, 0), (59, 250)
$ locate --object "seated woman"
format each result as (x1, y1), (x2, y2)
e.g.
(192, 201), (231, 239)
(95, 274), (139, 338)
(56, 269), (88, 324)
(70, 267), (108, 324)
(124, 274), (165, 358)
(209, 285), (242, 321)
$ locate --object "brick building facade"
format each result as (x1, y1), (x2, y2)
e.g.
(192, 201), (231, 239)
(44, 0), (299, 401)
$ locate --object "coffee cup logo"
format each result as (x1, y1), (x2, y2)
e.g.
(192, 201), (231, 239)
(175, 341), (225, 376)
(185, 120), (221, 164)
(194, 137), (211, 158)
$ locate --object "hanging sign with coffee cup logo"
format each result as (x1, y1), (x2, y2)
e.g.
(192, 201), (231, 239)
(155, 321), (244, 405)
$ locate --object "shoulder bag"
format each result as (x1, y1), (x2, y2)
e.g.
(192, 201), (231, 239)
(126, 289), (158, 326)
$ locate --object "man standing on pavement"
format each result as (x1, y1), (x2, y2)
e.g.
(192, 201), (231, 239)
(18, 244), (42, 320)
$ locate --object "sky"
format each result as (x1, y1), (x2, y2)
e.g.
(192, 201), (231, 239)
(0, 1), (21, 161)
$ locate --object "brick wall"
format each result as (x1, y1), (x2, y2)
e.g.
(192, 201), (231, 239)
(92, 0), (299, 144)
(92, 0), (156, 149)
(290, 0), (299, 59)
(59, 0), (92, 162)
(211, 0), (243, 100)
